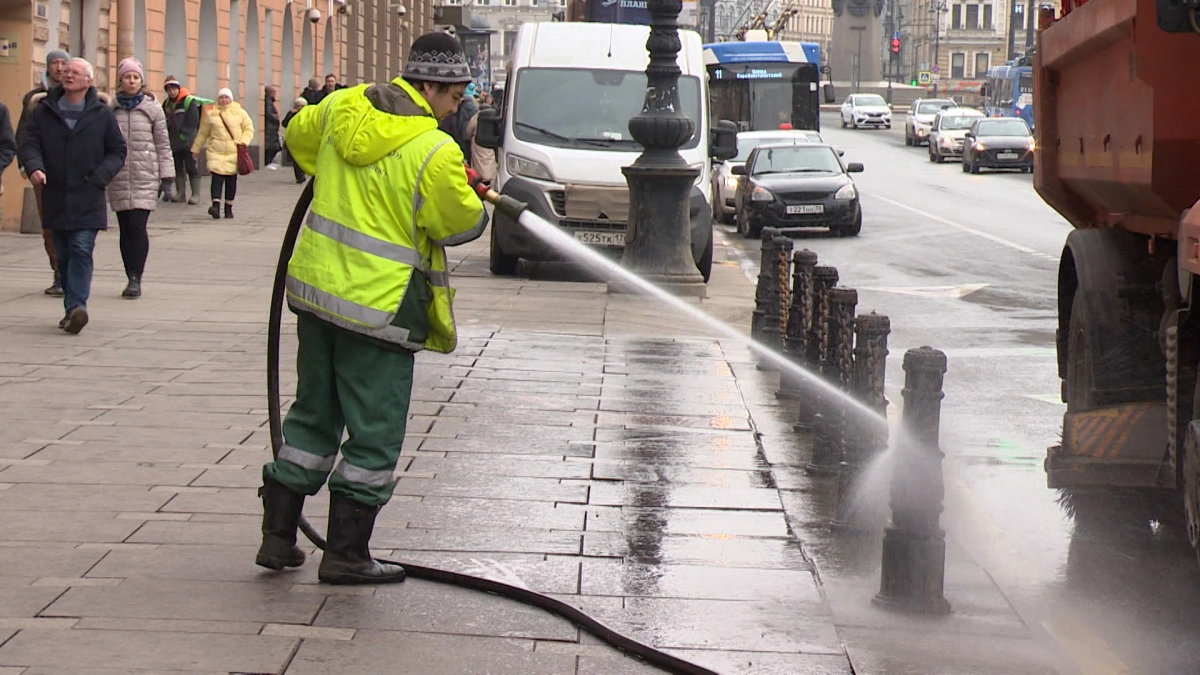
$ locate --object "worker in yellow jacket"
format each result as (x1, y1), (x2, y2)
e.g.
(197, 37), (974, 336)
(258, 32), (488, 585)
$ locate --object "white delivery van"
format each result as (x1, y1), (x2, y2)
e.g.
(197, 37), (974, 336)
(475, 22), (736, 282)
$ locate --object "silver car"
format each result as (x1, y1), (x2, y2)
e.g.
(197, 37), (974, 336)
(927, 108), (986, 162)
(905, 98), (956, 147)
(839, 94), (892, 129)
(713, 130), (824, 224)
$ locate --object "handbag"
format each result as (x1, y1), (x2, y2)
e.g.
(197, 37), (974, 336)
(220, 114), (254, 176)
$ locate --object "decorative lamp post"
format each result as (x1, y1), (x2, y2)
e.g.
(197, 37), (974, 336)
(612, 0), (708, 299)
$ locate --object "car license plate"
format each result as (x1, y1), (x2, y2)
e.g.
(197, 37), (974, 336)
(574, 231), (625, 246)
(997, 151), (1018, 160)
(787, 204), (824, 215)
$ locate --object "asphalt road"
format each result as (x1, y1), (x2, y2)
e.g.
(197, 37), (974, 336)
(720, 113), (1200, 675)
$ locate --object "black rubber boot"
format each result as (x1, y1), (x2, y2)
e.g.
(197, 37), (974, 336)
(255, 477), (307, 570)
(318, 494), (406, 585)
(121, 275), (141, 299)
(208, 201), (221, 219)
(224, 203), (233, 219)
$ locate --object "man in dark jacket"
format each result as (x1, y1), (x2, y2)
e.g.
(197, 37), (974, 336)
(301, 78), (324, 106)
(18, 58), (127, 335)
(264, 85), (281, 168)
(0, 104), (16, 177)
(17, 49), (70, 297)
(162, 76), (203, 204)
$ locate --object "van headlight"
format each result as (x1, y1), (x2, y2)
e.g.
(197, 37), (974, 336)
(834, 183), (857, 200)
(506, 154), (554, 182)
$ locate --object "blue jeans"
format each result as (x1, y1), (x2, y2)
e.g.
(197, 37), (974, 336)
(52, 229), (98, 314)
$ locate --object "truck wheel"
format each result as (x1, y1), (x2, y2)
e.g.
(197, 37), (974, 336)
(1065, 294), (1097, 412)
(1184, 417), (1200, 563)
(697, 228), (713, 282)
(489, 224), (519, 276)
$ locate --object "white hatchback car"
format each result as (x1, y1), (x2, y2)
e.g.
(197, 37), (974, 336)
(927, 108), (986, 162)
(840, 94), (892, 129)
(712, 129), (826, 224)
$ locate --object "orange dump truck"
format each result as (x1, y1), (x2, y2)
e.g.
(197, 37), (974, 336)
(1034, 0), (1200, 543)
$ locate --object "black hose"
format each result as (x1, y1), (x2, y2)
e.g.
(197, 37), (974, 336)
(266, 181), (719, 675)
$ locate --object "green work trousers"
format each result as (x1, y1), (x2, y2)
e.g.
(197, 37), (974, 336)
(264, 311), (414, 506)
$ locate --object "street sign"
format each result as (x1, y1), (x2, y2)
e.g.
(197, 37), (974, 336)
(931, 73), (940, 83)
(931, 64), (940, 74)
(918, 71), (931, 85)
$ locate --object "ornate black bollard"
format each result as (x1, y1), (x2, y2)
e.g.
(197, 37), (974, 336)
(758, 234), (793, 371)
(846, 313), (892, 468)
(613, 0), (706, 298)
(794, 265), (839, 432)
(750, 228), (779, 343)
(777, 250), (819, 399)
(874, 346), (951, 615)
(806, 287), (858, 475)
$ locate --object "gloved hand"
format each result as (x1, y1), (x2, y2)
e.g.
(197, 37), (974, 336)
(464, 165), (489, 199)
(160, 178), (173, 201)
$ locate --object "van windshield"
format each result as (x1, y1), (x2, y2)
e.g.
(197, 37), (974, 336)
(512, 68), (703, 152)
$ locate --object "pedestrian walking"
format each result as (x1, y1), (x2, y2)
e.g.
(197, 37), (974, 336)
(281, 97), (307, 184)
(18, 57), (127, 335)
(16, 49), (70, 296)
(0, 103), (17, 187)
(191, 87), (253, 220)
(162, 76), (204, 204)
(464, 103), (496, 185)
(301, 78), (324, 106)
(259, 32), (488, 585)
(108, 58), (173, 299)
(264, 85), (281, 169)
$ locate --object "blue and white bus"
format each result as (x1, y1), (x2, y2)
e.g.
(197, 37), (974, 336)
(702, 41), (823, 132)
(982, 65), (1034, 130)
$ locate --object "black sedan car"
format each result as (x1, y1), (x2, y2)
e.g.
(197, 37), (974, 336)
(732, 143), (864, 238)
(961, 118), (1035, 173)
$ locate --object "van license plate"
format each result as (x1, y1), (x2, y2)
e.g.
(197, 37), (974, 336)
(787, 204), (824, 215)
(997, 152), (1018, 160)
(574, 231), (625, 246)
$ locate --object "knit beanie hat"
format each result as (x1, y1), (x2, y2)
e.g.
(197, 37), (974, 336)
(164, 76), (181, 88)
(46, 49), (69, 67)
(217, 87), (234, 100)
(294, 97), (308, 107)
(402, 32), (473, 84)
(118, 58), (144, 81)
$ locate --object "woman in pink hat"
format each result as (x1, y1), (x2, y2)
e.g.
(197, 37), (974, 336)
(108, 57), (173, 299)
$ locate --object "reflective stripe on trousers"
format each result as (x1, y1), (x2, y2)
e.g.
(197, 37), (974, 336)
(277, 443), (337, 473)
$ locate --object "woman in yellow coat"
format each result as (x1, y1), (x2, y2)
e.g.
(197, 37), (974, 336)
(191, 87), (254, 219)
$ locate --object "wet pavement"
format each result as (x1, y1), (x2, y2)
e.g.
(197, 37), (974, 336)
(1, 114), (1197, 674)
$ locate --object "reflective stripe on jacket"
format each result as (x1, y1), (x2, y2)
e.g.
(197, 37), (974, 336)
(283, 78), (486, 353)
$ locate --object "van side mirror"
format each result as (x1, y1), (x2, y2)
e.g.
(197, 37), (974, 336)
(837, 149), (845, 157)
(731, 165), (747, 176)
(475, 107), (503, 150)
(710, 120), (738, 161)
(846, 162), (864, 173)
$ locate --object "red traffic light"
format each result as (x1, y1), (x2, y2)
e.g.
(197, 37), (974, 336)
(891, 38), (901, 53)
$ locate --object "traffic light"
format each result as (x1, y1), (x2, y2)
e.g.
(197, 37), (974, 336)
(891, 37), (901, 53)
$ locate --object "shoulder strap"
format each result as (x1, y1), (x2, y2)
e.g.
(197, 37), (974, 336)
(219, 113), (238, 142)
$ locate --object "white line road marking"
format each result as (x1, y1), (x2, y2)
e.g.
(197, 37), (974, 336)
(862, 190), (1059, 262)
(716, 227), (759, 283)
(861, 283), (990, 298)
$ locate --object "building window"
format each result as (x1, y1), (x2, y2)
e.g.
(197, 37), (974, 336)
(965, 3), (978, 28)
(951, 52), (966, 78)
(530, 0), (538, 6)
(503, 0), (515, 6)
(951, 3), (962, 29)
(982, 3), (992, 28)
(974, 52), (989, 77)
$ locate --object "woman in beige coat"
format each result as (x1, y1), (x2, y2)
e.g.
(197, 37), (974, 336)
(108, 58), (173, 299)
(191, 87), (254, 219)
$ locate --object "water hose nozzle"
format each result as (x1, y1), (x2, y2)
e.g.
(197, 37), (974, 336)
(481, 188), (529, 221)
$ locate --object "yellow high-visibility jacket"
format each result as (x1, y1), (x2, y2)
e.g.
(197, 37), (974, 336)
(284, 78), (486, 353)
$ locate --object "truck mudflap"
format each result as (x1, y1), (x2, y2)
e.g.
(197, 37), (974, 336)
(1047, 402), (1169, 488)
